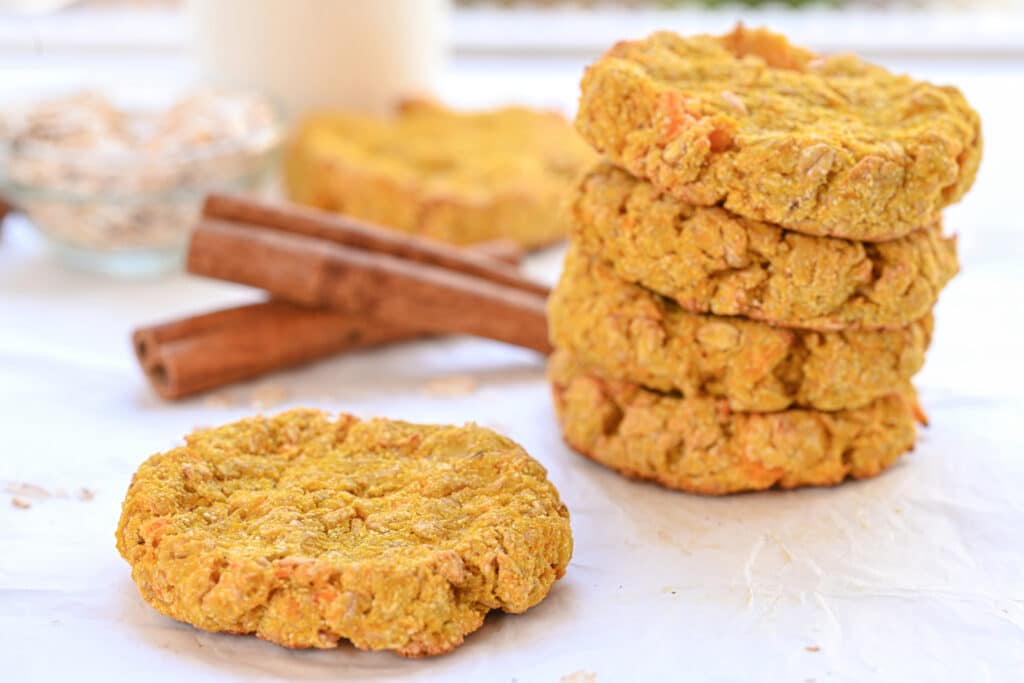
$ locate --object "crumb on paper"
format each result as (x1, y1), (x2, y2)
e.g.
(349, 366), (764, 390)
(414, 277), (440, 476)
(560, 672), (597, 683)
(473, 386), (509, 401)
(743, 533), (767, 607)
(4, 482), (95, 505)
(656, 526), (696, 554)
(204, 392), (237, 409)
(857, 511), (872, 529)
(422, 375), (478, 398)
(805, 645), (821, 653)
(769, 533), (794, 563)
(5, 482), (50, 498)
(249, 384), (289, 410)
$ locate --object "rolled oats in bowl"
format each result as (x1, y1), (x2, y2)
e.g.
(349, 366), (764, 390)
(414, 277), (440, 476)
(0, 89), (283, 276)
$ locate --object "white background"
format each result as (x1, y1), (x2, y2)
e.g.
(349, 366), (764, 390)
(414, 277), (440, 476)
(1, 5), (1023, 682)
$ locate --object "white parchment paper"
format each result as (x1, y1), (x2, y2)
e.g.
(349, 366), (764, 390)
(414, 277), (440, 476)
(2, 55), (1023, 683)
(2, 216), (1021, 682)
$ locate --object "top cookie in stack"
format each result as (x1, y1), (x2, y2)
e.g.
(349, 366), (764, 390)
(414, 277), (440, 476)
(574, 27), (981, 240)
(548, 26), (982, 495)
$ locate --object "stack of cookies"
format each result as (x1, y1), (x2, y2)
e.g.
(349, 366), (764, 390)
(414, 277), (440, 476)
(548, 27), (982, 494)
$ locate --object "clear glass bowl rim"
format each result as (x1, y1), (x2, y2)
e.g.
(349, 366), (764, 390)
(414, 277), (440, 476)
(0, 87), (287, 203)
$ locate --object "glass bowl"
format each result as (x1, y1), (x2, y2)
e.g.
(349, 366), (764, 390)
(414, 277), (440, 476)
(0, 88), (284, 277)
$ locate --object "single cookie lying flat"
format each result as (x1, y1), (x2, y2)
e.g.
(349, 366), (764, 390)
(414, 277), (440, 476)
(549, 351), (919, 495)
(286, 99), (595, 248)
(569, 163), (959, 330)
(116, 410), (572, 657)
(549, 248), (932, 411)
(575, 27), (981, 241)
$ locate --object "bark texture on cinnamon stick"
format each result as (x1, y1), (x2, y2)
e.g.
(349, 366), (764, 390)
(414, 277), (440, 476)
(187, 219), (552, 354)
(203, 194), (547, 297)
(465, 238), (524, 266)
(134, 302), (417, 400)
(136, 229), (540, 400)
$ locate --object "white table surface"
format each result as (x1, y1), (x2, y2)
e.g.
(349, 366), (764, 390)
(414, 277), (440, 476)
(2, 43), (1024, 683)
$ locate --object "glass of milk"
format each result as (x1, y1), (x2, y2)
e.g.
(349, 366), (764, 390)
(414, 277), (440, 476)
(185, 0), (450, 119)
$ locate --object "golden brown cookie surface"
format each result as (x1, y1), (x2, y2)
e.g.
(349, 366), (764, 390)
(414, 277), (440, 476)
(549, 351), (918, 495)
(569, 163), (959, 330)
(116, 410), (572, 657)
(286, 100), (595, 248)
(549, 248), (932, 411)
(575, 27), (981, 241)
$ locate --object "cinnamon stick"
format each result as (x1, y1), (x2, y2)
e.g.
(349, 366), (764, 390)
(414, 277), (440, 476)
(134, 301), (416, 400)
(203, 193), (547, 297)
(137, 237), (537, 400)
(187, 219), (552, 353)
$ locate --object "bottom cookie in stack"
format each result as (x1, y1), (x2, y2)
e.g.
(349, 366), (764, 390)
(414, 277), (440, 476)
(549, 350), (921, 495)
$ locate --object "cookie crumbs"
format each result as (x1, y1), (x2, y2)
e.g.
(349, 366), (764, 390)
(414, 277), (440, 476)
(250, 384), (289, 410)
(204, 392), (237, 409)
(422, 375), (478, 398)
(5, 482), (50, 498)
(4, 483), (95, 506)
(560, 671), (597, 683)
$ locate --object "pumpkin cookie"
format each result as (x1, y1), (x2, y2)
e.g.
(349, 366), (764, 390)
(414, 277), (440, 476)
(575, 27), (981, 241)
(569, 163), (959, 330)
(549, 248), (932, 411)
(549, 350), (919, 495)
(286, 99), (595, 248)
(116, 410), (572, 657)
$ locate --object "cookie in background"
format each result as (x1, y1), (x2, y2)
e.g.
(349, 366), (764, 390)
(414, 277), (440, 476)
(285, 100), (596, 248)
